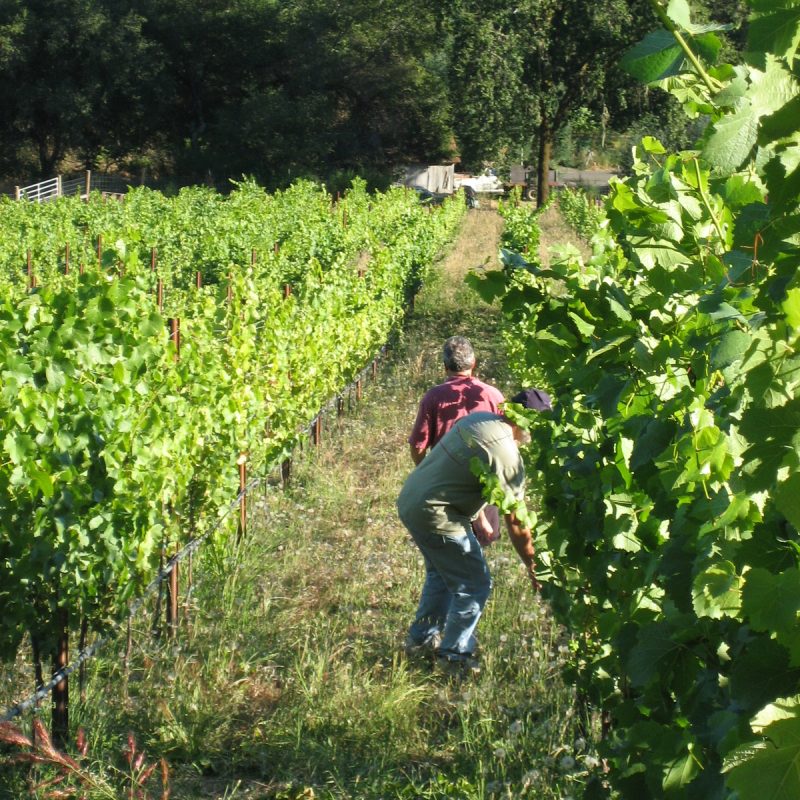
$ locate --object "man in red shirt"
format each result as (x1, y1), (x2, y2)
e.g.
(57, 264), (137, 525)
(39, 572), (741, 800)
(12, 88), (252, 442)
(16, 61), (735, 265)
(409, 336), (504, 465)
(408, 336), (505, 547)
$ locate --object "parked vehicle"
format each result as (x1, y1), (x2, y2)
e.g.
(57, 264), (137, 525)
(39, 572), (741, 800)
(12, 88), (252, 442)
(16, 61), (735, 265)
(454, 170), (505, 195)
(506, 163), (615, 199)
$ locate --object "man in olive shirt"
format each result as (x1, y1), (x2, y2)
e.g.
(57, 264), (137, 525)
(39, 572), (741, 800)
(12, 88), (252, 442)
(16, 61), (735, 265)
(397, 389), (551, 673)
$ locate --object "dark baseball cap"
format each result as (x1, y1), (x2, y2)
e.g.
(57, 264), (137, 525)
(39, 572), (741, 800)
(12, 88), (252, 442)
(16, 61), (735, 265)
(510, 388), (552, 411)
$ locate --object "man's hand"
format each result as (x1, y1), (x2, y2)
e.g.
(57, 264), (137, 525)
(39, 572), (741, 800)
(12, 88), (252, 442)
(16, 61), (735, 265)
(526, 562), (541, 593)
(410, 444), (426, 466)
(472, 505), (501, 547)
(472, 506), (501, 547)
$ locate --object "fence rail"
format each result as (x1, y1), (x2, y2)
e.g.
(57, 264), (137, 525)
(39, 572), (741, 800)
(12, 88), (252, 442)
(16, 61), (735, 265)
(10, 171), (133, 203)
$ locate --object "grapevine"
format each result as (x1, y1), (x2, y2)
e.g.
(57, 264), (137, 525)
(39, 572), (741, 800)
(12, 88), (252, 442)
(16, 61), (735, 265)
(469, 1), (800, 797)
(0, 180), (465, 707)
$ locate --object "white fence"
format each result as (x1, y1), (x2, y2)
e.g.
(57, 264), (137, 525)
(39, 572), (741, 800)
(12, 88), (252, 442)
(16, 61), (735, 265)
(11, 171), (131, 202)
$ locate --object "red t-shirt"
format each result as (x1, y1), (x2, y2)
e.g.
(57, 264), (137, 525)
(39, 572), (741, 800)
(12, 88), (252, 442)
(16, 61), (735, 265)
(408, 375), (505, 452)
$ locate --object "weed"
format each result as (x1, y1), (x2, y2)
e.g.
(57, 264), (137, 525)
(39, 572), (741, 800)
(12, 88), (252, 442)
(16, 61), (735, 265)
(0, 719), (169, 799)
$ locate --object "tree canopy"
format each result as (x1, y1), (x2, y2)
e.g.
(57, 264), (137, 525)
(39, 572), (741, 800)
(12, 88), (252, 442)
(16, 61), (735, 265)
(0, 0), (749, 191)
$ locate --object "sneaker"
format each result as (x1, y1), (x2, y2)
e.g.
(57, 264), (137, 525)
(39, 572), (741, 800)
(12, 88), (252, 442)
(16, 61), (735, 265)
(435, 655), (481, 679)
(404, 632), (442, 658)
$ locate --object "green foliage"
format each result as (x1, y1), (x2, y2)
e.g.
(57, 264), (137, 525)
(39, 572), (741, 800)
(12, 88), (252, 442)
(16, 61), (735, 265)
(469, 0), (800, 796)
(0, 0), (455, 184)
(496, 192), (550, 254)
(0, 180), (465, 668)
(557, 188), (606, 241)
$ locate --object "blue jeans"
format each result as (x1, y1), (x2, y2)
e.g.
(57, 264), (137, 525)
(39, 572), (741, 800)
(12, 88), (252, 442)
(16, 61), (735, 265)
(405, 523), (492, 661)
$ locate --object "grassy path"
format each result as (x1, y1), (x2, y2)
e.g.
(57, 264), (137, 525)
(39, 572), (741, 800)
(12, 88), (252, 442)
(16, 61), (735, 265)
(60, 208), (584, 800)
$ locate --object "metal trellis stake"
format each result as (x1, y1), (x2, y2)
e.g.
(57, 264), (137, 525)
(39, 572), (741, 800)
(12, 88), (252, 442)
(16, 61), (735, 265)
(238, 454), (248, 539)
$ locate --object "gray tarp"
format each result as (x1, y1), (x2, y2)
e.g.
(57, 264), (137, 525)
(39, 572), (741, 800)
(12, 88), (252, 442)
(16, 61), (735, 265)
(401, 164), (454, 194)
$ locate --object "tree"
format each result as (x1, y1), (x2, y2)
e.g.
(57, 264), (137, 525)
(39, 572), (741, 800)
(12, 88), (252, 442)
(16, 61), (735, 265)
(515, 0), (653, 205)
(440, 0), (653, 199)
(446, 8), (533, 169)
(0, 0), (156, 178)
(137, 0), (455, 185)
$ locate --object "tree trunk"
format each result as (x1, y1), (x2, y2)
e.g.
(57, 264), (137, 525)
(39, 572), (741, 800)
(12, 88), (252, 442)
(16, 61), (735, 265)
(536, 117), (552, 208)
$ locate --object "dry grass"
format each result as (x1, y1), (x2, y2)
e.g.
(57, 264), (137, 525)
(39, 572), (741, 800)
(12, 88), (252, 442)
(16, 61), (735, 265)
(536, 203), (592, 267)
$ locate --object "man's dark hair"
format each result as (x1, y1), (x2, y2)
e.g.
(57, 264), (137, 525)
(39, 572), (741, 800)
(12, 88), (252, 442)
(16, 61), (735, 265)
(443, 336), (475, 372)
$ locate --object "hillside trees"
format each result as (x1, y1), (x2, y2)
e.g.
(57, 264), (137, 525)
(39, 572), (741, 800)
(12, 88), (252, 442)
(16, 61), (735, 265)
(0, 0), (157, 178)
(0, 0), (752, 188)
(0, 0), (455, 187)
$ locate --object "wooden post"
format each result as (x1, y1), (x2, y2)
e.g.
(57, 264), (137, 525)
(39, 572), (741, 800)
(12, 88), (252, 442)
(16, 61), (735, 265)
(371, 359), (377, 379)
(152, 543), (166, 638)
(57, 175), (63, 197)
(195, 271), (202, 289)
(150, 247), (157, 272)
(156, 280), (164, 311)
(14, 185), (21, 201)
(51, 607), (69, 749)
(165, 550), (179, 637)
(64, 243), (70, 275)
(165, 323), (181, 638)
(84, 170), (91, 201)
(283, 284), (292, 299)
(356, 377), (362, 402)
(123, 618), (132, 689)
(337, 395), (345, 416)
(78, 616), (88, 703)
(97, 234), (103, 267)
(312, 416), (321, 446)
(281, 458), (291, 488)
(251, 249), (257, 266)
(26, 249), (33, 289)
(170, 318), (180, 360)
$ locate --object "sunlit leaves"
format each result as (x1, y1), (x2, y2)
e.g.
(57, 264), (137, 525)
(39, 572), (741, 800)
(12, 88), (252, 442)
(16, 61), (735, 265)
(483, 0), (800, 794)
(725, 715), (800, 800)
(0, 181), (466, 662)
(747, 2), (800, 65)
(621, 28), (722, 84)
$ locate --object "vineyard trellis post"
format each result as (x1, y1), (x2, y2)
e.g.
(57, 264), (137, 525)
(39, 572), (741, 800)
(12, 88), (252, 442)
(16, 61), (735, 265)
(238, 455), (248, 539)
(52, 607), (69, 748)
(26, 249), (34, 289)
(165, 318), (181, 636)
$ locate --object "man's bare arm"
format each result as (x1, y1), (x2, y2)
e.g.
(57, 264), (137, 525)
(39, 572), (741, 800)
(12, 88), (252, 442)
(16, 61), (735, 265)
(504, 511), (539, 591)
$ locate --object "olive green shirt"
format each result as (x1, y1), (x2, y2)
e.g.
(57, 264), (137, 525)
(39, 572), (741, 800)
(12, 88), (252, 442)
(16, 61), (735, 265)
(397, 412), (526, 536)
